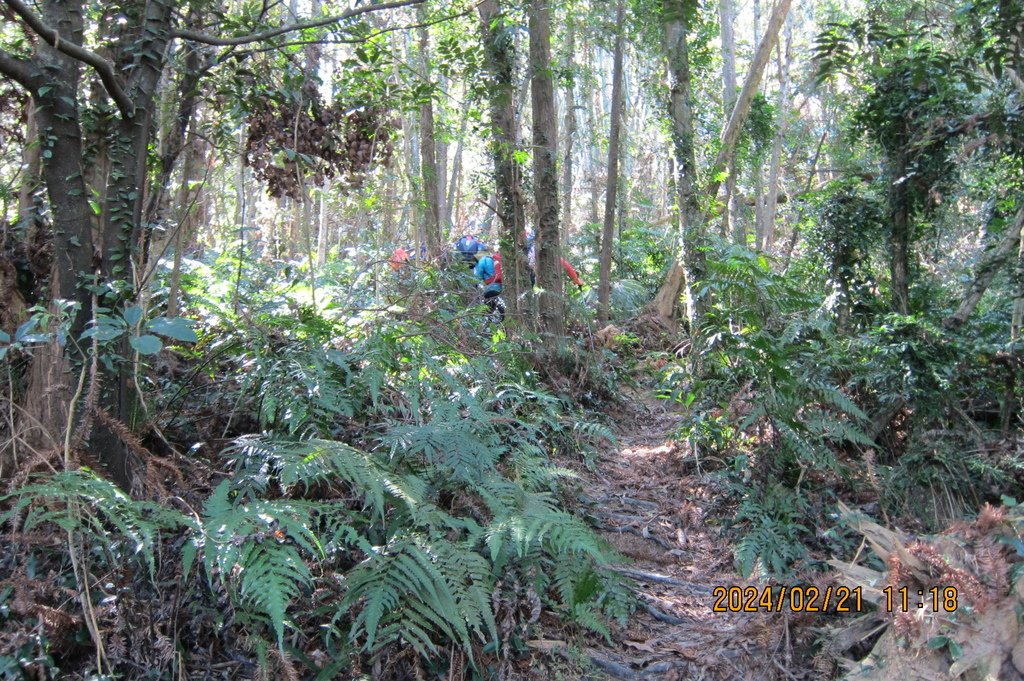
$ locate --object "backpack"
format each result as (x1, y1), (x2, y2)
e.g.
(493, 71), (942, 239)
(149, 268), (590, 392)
(484, 253), (503, 285)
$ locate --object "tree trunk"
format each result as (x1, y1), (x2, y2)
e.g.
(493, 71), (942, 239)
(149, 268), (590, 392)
(1013, 219), (1024, 341)
(890, 149), (911, 315)
(560, 14), (577, 244)
(719, 0), (740, 243)
(943, 208), (1024, 331)
(530, 0), (564, 340)
(418, 9), (442, 258)
(648, 0), (793, 321)
(436, 74), (449, 236)
(394, 31), (420, 244)
(479, 0), (529, 324)
(586, 33), (601, 228)
(17, 100), (41, 231)
(782, 130), (827, 270)
(20, 32), (95, 453)
(761, 23), (791, 252)
(653, 0), (702, 324)
(167, 122), (197, 318)
(598, 0), (626, 325)
(446, 107), (468, 229)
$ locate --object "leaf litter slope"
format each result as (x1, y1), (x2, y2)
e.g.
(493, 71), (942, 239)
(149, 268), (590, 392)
(546, 389), (792, 680)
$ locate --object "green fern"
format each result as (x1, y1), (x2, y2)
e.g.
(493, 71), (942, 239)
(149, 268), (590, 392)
(226, 436), (425, 519)
(188, 480), (322, 645)
(380, 403), (502, 482)
(343, 533), (497, 659)
(1, 470), (188, 579)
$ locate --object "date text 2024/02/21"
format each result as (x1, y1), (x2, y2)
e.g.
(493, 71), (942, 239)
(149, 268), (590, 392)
(710, 585), (960, 613)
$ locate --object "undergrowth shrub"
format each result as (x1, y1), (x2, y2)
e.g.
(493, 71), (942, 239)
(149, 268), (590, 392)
(1, 282), (630, 679)
(662, 237), (1024, 578)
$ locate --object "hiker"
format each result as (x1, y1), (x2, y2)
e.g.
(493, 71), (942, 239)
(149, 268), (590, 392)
(473, 250), (505, 322)
(524, 228), (585, 291)
(388, 246), (410, 271)
(455, 232), (486, 269)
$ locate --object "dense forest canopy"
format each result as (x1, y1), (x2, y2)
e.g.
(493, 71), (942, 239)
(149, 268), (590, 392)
(1, 0), (1024, 678)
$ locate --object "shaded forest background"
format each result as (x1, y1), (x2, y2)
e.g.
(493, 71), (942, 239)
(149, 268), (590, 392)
(1, 0), (1024, 678)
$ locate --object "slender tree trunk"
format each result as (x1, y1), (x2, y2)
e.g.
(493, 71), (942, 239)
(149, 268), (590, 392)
(598, 0), (626, 325)
(586, 33), (601, 228)
(530, 0), (564, 340)
(479, 0), (529, 324)
(761, 24), (791, 251)
(648, 0), (793, 321)
(446, 107), (468, 228)
(943, 208), (1024, 331)
(17, 100), (41, 230)
(315, 195), (329, 265)
(782, 130), (827, 270)
(560, 14), (577, 244)
(751, 0), (765, 247)
(436, 74), (449, 236)
(418, 9), (442, 258)
(1013, 222), (1024, 341)
(720, 0), (740, 243)
(394, 31), (420, 244)
(890, 149), (911, 315)
(167, 122), (197, 318)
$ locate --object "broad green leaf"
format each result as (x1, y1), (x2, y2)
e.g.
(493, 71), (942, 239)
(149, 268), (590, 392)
(123, 305), (143, 327)
(147, 317), (198, 342)
(14, 319), (37, 342)
(81, 325), (124, 342)
(130, 335), (164, 355)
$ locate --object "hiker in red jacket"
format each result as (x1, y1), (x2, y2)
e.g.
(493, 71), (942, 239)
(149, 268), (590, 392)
(525, 228), (585, 290)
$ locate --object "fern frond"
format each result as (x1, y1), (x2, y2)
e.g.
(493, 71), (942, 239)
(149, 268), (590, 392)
(192, 481), (320, 645)
(226, 436), (424, 520)
(1, 470), (188, 579)
(343, 533), (496, 660)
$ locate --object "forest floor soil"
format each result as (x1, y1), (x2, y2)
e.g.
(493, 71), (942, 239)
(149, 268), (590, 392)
(534, 386), (803, 681)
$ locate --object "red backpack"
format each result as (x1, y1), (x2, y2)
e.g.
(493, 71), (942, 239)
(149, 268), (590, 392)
(485, 253), (503, 285)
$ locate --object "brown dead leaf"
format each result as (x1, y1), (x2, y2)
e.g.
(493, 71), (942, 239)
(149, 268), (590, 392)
(623, 639), (658, 653)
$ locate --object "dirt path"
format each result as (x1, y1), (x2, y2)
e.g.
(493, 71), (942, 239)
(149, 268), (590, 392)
(563, 391), (796, 680)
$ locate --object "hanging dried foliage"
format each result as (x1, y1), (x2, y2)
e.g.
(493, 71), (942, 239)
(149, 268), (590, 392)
(244, 84), (395, 199)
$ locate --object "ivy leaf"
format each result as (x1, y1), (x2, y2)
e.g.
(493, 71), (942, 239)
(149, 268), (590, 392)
(14, 319), (38, 342)
(81, 325), (125, 342)
(130, 335), (163, 355)
(147, 317), (198, 343)
(123, 305), (143, 327)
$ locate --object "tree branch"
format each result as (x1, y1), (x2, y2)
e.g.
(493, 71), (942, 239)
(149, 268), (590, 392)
(234, 5), (475, 55)
(3, 0), (135, 118)
(943, 207), (1024, 331)
(0, 48), (37, 90)
(174, 0), (426, 46)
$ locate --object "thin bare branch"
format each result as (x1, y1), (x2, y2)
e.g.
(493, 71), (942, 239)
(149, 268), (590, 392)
(174, 0), (426, 46)
(234, 6), (475, 55)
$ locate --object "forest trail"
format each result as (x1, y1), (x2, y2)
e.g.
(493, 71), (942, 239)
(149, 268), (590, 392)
(557, 389), (790, 681)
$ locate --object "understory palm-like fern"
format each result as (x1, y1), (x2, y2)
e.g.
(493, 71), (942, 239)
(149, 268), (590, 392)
(343, 532), (497, 659)
(1, 470), (188, 579)
(3, 307), (634, 676)
(185, 480), (323, 645)
(225, 435), (425, 518)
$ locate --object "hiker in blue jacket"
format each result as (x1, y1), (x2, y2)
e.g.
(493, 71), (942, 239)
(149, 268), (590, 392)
(455, 232), (486, 269)
(473, 251), (505, 322)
